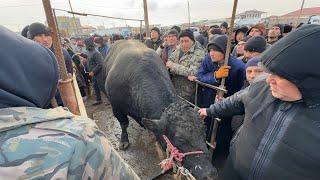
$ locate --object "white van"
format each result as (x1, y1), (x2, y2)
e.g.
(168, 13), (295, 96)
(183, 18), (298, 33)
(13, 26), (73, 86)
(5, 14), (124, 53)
(308, 15), (320, 25)
(189, 27), (200, 37)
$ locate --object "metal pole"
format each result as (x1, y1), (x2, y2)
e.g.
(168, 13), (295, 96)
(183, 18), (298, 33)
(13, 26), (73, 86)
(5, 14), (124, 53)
(140, 20), (143, 41)
(195, 82), (198, 107)
(68, 0), (80, 36)
(143, 0), (150, 38)
(209, 0), (238, 156)
(296, 0), (305, 27)
(42, 0), (80, 115)
(188, 1), (191, 28)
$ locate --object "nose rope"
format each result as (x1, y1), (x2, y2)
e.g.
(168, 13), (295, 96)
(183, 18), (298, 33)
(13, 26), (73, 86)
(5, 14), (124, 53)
(159, 135), (204, 174)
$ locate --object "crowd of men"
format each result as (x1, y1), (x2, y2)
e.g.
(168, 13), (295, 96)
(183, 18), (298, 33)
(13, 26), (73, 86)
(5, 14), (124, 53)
(141, 22), (320, 180)
(0, 18), (319, 180)
(142, 22), (288, 162)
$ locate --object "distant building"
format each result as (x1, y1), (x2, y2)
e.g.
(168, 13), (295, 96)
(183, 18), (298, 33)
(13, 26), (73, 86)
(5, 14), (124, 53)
(81, 25), (96, 35)
(265, 7), (320, 27)
(94, 27), (133, 38)
(56, 16), (82, 37)
(235, 9), (267, 26)
(96, 26), (106, 30)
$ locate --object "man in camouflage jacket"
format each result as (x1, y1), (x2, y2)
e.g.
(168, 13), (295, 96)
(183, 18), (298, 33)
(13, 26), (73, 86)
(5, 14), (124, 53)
(167, 29), (205, 102)
(0, 25), (139, 180)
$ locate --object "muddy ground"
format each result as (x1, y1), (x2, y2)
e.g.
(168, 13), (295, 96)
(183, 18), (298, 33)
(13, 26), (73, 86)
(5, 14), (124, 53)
(84, 93), (225, 180)
(84, 95), (173, 180)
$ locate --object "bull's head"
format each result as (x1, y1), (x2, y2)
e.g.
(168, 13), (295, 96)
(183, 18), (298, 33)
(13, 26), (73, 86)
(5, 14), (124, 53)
(142, 101), (218, 180)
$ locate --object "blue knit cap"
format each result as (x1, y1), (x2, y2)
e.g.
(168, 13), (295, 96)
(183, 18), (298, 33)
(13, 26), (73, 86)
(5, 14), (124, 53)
(246, 56), (261, 69)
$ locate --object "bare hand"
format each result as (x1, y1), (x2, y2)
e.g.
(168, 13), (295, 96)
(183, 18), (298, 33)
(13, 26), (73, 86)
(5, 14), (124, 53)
(188, 75), (197, 82)
(89, 72), (94, 77)
(166, 61), (173, 69)
(215, 94), (224, 102)
(198, 108), (207, 120)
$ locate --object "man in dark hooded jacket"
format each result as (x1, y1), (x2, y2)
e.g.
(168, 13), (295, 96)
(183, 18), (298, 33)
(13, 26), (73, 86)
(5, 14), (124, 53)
(198, 24), (320, 180)
(84, 37), (107, 105)
(0, 25), (139, 179)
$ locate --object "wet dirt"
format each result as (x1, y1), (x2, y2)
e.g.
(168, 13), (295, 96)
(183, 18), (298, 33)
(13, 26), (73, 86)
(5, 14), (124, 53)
(84, 95), (174, 180)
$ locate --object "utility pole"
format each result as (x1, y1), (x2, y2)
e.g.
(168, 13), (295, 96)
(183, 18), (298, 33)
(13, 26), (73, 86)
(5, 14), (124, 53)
(42, 0), (80, 115)
(143, 0), (150, 38)
(296, 0), (305, 27)
(68, 0), (80, 36)
(188, 1), (191, 28)
(52, 8), (61, 38)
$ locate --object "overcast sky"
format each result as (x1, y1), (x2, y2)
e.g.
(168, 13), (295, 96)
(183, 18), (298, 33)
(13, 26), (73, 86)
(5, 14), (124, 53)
(1, 0), (320, 31)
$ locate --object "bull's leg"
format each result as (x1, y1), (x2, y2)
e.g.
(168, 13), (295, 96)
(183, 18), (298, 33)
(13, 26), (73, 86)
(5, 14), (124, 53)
(113, 108), (130, 150)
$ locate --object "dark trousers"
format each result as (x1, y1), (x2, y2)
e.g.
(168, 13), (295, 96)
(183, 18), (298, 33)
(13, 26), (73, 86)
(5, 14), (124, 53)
(92, 77), (107, 101)
(79, 87), (87, 97)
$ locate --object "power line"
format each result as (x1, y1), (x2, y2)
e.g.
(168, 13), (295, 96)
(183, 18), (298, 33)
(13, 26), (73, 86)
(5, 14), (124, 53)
(53, 8), (143, 21)
(68, 2), (141, 10)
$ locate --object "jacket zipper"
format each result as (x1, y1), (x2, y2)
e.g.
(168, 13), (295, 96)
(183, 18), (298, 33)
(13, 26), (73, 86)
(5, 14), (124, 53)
(250, 104), (290, 179)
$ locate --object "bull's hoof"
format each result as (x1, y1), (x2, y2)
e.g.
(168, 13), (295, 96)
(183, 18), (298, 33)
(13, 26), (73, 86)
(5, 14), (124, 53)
(119, 132), (129, 150)
(118, 141), (130, 150)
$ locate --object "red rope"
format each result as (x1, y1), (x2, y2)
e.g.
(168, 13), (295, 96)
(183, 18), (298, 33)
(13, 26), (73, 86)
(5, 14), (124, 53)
(159, 135), (204, 172)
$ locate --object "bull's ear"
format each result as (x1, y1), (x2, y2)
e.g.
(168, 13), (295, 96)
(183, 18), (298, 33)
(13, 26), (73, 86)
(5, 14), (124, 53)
(142, 118), (165, 132)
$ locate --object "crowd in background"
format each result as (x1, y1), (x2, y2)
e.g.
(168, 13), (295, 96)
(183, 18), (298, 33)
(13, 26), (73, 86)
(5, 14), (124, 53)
(20, 20), (297, 164)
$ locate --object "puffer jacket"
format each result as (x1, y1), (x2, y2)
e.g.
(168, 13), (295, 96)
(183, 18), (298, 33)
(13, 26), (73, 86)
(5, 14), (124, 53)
(206, 24), (320, 180)
(207, 78), (320, 180)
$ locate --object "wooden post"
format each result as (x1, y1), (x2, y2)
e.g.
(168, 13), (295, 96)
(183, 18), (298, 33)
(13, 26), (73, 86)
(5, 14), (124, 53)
(209, 0), (238, 156)
(72, 73), (87, 117)
(42, 0), (80, 115)
(68, 0), (80, 36)
(140, 20), (143, 41)
(143, 0), (150, 38)
(52, 9), (61, 38)
(188, 1), (191, 28)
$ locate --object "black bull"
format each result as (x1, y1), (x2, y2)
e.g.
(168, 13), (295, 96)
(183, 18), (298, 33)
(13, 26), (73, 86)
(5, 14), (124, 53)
(103, 40), (217, 179)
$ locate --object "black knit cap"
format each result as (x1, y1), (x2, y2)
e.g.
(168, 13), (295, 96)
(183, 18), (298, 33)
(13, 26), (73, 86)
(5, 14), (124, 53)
(235, 26), (249, 36)
(167, 29), (179, 37)
(151, 27), (161, 35)
(283, 24), (293, 33)
(207, 35), (228, 54)
(178, 29), (195, 42)
(220, 22), (228, 29)
(210, 28), (223, 35)
(244, 36), (266, 53)
(171, 25), (181, 33)
(273, 24), (284, 33)
(21, 25), (29, 38)
(28, 22), (51, 40)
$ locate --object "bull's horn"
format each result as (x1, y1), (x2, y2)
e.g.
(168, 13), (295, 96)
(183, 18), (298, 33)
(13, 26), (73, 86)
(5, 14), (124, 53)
(141, 118), (165, 132)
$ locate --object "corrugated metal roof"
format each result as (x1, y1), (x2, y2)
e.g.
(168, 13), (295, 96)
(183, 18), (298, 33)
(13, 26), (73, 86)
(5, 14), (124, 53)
(282, 7), (320, 17)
